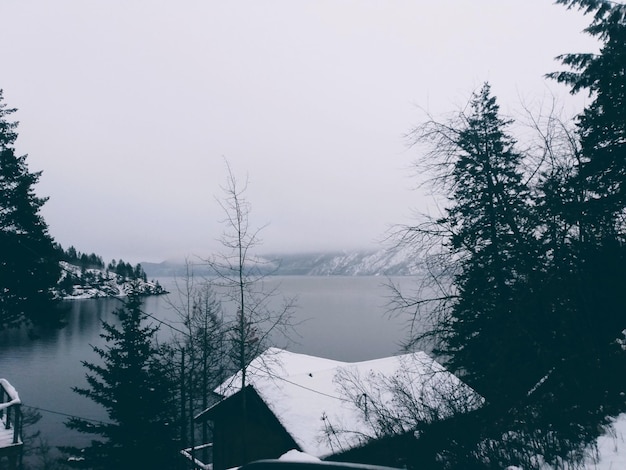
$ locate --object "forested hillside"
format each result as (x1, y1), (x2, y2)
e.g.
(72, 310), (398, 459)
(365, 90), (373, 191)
(56, 245), (166, 298)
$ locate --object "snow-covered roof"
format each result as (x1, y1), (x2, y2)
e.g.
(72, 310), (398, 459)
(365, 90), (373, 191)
(203, 348), (481, 458)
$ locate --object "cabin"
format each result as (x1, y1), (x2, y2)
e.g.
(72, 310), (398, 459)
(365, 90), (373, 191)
(0, 379), (23, 469)
(186, 348), (481, 470)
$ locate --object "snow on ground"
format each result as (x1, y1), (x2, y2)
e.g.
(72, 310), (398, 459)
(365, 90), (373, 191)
(588, 413), (626, 470)
(501, 414), (626, 470)
(274, 416), (626, 469)
(279, 450), (321, 462)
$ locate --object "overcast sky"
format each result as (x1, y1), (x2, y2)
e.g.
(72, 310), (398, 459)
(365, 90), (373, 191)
(1, 1), (598, 263)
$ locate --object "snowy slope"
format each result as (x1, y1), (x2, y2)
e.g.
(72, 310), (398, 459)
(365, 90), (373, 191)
(584, 413), (626, 470)
(272, 247), (422, 276)
(143, 246), (424, 278)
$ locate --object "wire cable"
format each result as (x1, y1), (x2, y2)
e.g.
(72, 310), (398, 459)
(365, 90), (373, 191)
(22, 404), (113, 426)
(56, 260), (190, 337)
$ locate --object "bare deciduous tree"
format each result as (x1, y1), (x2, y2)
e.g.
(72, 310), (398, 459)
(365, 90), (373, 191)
(166, 260), (227, 465)
(205, 161), (297, 462)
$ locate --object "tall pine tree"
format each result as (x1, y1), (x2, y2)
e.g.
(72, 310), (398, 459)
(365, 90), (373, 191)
(532, 0), (626, 463)
(387, 5), (626, 467)
(548, 0), (626, 239)
(395, 82), (624, 469)
(443, 85), (540, 404)
(65, 292), (180, 470)
(410, 84), (538, 404)
(0, 89), (61, 329)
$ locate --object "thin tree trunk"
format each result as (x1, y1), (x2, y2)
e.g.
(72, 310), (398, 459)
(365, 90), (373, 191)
(180, 349), (187, 450)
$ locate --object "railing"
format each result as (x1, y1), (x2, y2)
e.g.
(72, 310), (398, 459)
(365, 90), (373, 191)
(0, 379), (22, 446)
(181, 442), (213, 470)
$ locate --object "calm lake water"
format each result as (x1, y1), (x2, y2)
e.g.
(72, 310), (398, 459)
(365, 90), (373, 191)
(0, 276), (415, 454)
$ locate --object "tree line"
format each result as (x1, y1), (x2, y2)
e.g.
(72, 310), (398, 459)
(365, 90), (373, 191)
(379, 1), (626, 469)
(58, 245), (105, 270)
(106, 259), (148, 282)
(58, 245), (148, 282)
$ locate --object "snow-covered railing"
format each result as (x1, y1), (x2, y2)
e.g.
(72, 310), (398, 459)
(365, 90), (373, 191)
(180, 442), (213, 470)
(0, 379), (22, 446)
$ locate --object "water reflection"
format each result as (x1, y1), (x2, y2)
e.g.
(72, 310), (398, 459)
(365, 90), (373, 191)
(0, 298), (127, 454)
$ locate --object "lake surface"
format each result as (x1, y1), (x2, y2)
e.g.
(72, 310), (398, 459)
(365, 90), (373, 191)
(0, 276), (415, 454)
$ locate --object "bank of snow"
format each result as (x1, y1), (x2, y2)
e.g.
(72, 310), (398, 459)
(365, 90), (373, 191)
(278, 450), (321, 462)
(56, 261), (167, 299)
(585, 413), (626, 470)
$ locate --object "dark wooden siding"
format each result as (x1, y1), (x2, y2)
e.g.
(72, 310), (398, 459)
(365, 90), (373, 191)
(208, 387), (300, 470)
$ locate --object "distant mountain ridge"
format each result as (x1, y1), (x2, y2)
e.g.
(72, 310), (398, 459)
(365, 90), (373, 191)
(142, 247), (421, 278)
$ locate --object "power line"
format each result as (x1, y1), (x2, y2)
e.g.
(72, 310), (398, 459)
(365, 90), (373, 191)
(244, 361), (350, 403)
(111, 294), (189, 337)
(18, 242), (351, 407)
(22, 404), (113, 426)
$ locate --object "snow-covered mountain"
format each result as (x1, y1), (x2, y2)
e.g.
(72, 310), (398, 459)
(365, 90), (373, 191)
(56, 261), (167, 299)
(266, 246), (422, 276)
(142, 246), (422, 278)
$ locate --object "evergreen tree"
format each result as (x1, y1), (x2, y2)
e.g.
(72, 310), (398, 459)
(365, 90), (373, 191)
(0, 89), (61, 329)
(414, 85), (554, 467)
(532, 0), (626, 462)
(66, 245), (78, 261)
(65, 292), (180, 470)
(393, 83), (626, 469)
(548, 0), (626, 239)
(411, 84), (538, 402)
(383, 86), (537, 468)
(386, 5), (626, 467)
